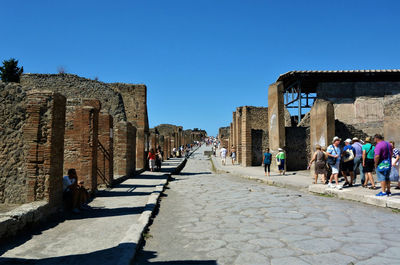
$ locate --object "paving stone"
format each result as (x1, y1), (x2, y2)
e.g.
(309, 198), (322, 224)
(299, 253), (355, 265)
(289, 238), (342, 254)
(249, 238), (284, 248)
(271, 256), (310, 265)
(258, 247), (295, 258)
(234, 252), (270, 265)
(338, 243), (386, 259)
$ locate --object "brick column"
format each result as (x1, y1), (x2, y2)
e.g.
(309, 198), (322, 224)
(97, 112), (114, 186)
(64, 99), (100, 194)
(241, 107), (252, 167)
(235, 107), (243, 164)
(114, 121), (136, 178)
(25, 91), (66, 205)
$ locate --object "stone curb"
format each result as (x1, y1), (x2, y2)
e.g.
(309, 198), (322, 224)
(211, 157), (400, 211)
(117, 159), (187, 265)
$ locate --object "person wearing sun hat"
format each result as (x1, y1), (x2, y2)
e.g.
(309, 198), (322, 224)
(327, 136), (342, 189)
(276, 148), (286, 175)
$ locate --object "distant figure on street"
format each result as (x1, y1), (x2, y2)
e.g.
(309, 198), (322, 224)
(362, 137), (376, 189)
(342, 139), (356, 187)
(148, 149), (156, 172)
(327, 136), (342, 189)
(63, 168), (89, 214)
(263, 148), (272, 176)
(156, 148), (162, 171)
(276, 148), (285, 175)
(230, 147), (236, 165)
(220, 146), (227, 166)
(172, 147), (177, 158)
(308, 144), (327, 184)
(374, 134), (392, 196)
(352, 137), (364, 184)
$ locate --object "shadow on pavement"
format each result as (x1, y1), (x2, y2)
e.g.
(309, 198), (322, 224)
(134, 250), (217, 265)
(179, 172), (212, 176)
(0, 243), (137, 265)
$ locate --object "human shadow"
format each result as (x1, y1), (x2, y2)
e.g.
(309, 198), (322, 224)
(179, 172), (212, 176)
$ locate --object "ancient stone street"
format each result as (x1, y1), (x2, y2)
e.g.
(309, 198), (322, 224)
(134, 147), (400, 265)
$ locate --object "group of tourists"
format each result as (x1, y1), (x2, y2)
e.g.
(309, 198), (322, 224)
(262, 148), (286, 176)
(308, 134), (400, 196)
(147, 146), (163, 172)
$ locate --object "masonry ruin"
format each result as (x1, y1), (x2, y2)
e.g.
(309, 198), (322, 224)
(0, 74), (155, 240)
(223, 70), (400, 172)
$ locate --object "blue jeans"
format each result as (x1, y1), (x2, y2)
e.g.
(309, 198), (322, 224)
(353, 156), (364, 184)
(377, 170), (390, 182)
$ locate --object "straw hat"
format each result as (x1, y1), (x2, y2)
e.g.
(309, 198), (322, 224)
(365, 137), (371, 143)
(332, 136), (341, 143)
(352, 137), (359, 142)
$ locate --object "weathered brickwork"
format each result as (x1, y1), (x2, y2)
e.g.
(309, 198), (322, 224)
(0, 83), (66, 205)
(114, 122), (136, 178)
(235, 107), (243, 164)
(97, 112), (114, 186)
(64, 99), (100, 194)
(112, 84), (149, 170)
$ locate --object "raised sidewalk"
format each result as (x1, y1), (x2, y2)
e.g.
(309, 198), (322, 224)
(212, 155), (400, 210)
(0, 157), (187, 265)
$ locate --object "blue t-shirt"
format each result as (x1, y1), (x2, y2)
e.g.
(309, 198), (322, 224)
(264, 153), (272, 164)
(327, 145), (341, 163)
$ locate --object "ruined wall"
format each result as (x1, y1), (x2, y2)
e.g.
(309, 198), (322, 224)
(384, 94), (400, 144)
(241, 107), (268, 166)
(285, 127), (309, 171)
(317, 82), (400, 136)
(114, 122), (136, 178)
(112, 84), (148, 169)
(64, 99), (100, 193)
(0, 83), (66, 205)
(97, 112), (113, 186)
(0, 83), (28, 203)
(20, 74), (126, 122)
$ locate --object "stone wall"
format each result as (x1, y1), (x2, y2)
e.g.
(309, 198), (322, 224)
(114, 122), (136, 178)
(384, 94), (400, 144)
(112, 83), (149, 169)
(317, 82), (400, 136)
(20, 74), (126, 122)
(0, 82), (66, 205)
(0, 82), (28, 204)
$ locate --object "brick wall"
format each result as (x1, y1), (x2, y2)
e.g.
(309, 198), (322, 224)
(64, 99), (100, 194)
(97, 112), (113, 186)
(235, 107), (243, 164)
(114, 121), (137, 178)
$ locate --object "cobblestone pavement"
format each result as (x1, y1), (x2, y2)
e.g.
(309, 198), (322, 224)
(134, 147), (400, 265)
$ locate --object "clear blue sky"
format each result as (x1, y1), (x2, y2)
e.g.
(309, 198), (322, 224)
(1, 1), (400, 136)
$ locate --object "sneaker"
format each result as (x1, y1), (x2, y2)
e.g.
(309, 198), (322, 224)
(387, 191), (392, 196)
(327, 183), (335, 188)
(343, 182), (349, 187)
(349, 183), (353, 187)
(336, 185), (343, 190)
(376, 192), (387, 197)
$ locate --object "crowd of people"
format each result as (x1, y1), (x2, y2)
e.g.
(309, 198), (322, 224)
(308, 134), (400, 196)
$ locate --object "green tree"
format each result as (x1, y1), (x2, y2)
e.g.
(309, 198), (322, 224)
(0, 58), (24, 83)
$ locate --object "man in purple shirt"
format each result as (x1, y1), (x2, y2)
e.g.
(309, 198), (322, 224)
(352, 137), (364, 185)
(374, 134), (393, 196)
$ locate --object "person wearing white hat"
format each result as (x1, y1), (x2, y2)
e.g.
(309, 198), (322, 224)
(276, 148), (286, 175)
(342, 138), (356, 187)
(327, 137), (342, 189)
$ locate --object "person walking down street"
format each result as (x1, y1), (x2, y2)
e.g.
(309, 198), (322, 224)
(231, 147), (237, 165)
(220, 146), (227, 166)
(389, 141), (400, 189)
(327, 137), (342, 189)
(148, 149), (156, 172)
(156, 148), (162, 171)
(374, 134), (393, 196)
(362, 137), (376, 189)
(352, 137), (364, 185)
(276, 148), (286, 175)
(263, 148), (272, 176)
(342, 139), (356, 187)
(308, 144), (327, 184)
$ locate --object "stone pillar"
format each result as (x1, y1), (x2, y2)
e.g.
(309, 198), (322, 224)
(25, 91), (66, 205)
(163, 136), (169, 160)
(241, 107), (252, 167)
(114, 121), (136, 178)
(136, 128), (146, 169)
(64, 99), (100, 194)
(310, 99), (335, 150)
(97, 112), (114, 186)
(268, 82), (285, 170)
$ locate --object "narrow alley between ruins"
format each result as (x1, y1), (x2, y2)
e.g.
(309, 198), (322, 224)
(134, 146), (400, 265)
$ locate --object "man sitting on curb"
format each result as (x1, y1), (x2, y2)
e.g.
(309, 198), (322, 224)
(63, 168), (90, 213)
